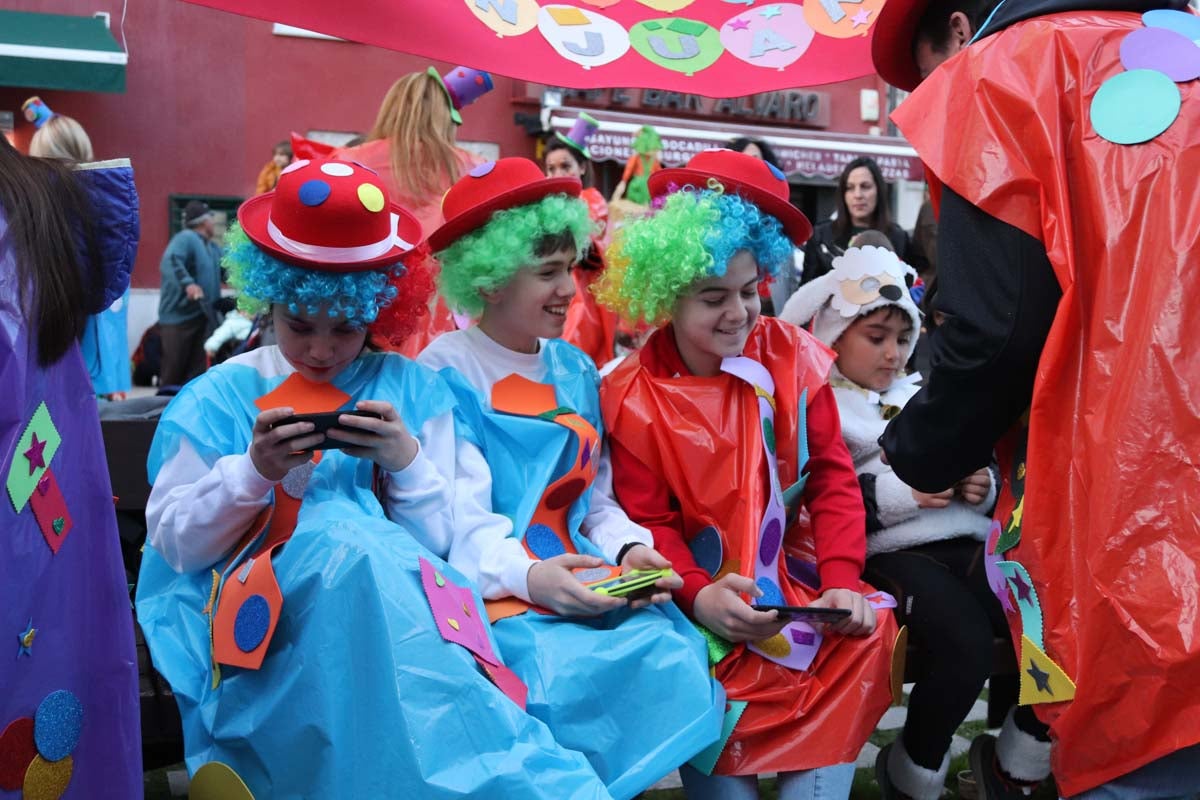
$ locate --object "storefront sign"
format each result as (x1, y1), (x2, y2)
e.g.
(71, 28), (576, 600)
(556, 87), (830, 128)
(551, 113), (922, 182)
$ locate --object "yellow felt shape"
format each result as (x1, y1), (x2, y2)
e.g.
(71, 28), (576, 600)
(547, 5), (590, 25)
(890, 626), (909, 705)
(1019, 633), (1076, 705)
(190, 762), (255, 800)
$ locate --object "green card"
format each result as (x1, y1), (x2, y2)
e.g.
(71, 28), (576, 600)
(7, 402), (62, 512)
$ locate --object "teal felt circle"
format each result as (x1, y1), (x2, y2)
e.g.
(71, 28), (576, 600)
(1090, 69), (1181, 145)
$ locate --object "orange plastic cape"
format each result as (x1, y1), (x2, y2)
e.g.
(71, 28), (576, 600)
(894, 12), (1200, 794)
(602, 317), (896, 774)
(562, 241), (621, 369)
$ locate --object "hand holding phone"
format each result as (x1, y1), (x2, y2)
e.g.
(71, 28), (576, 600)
(270, 410), (383, 451)
(250, 406), (325, 482)
(588, 569), (675, 603)
(751, 605), (852, 624)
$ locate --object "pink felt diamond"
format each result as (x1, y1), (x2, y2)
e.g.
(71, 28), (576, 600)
(419, 557), (499, 666)
(29, 469), (72, 554)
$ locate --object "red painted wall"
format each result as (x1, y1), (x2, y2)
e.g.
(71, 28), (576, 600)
(1, 0), (531, 288)
(2, 0), (887, 289)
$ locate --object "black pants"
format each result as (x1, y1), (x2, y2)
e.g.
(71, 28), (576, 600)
(158, 314), (208, 388)
(866, 538), (1048, 770)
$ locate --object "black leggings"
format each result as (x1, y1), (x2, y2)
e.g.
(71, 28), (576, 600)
(865, 538), (1048, 770)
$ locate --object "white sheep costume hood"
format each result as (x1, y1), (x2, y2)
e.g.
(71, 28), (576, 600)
(780, 245), (920, 360)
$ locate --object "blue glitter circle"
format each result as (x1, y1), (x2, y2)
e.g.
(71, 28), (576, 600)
(298, 179), (332, 206)
(469, 161), (496, 178)
(689, 525), (724, 577)
(755, 577), (784, 607)
(34, 690), (83, 762)
(525, 523), (566, 560)
(234, 594), (271, 653)
(766, 162), (787, 181)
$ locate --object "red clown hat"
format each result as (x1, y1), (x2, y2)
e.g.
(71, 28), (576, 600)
(429, 158), (581, 252)
(871, 0), (929, 93)
(649, 149), (812, 246)
(238, 158), (423, 272)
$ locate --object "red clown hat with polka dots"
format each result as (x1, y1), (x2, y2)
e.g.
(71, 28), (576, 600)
(238, 158), (423, 272)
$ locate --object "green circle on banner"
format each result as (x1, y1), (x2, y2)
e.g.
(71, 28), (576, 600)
(1091, 69), (1181, 144)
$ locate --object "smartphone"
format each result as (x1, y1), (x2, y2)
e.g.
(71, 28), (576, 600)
(589, 568), (674, 602)
(753, 605), (852, 623)
(271, 410), (382, 450)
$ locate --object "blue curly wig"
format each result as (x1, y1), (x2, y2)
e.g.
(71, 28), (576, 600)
(223, 223), (403, 325)
(597, 188), (794, 325)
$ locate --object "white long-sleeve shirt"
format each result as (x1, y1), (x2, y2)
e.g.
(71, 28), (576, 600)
(147, 346), (462, 574)
(419, 326), (651, 602)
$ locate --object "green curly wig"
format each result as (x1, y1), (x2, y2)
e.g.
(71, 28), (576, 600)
(596, 187), (793, 326)
(435, 194), (592, 317)
(632, 125), (662, 156)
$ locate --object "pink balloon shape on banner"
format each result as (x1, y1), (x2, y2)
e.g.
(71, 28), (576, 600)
(720, 4), (815, 70)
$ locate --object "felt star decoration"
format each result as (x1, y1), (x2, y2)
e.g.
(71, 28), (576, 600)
(1008, 496), (1025, 533)
(1010, 571), (1033, 603)
(851, 8), (872, 26)
(24, 433), (47, 475)
(17, 619), (36, 657)
(759, 4), (783, 18)
(1027, 660), (1052, 693)
(729, 17), (751, 30)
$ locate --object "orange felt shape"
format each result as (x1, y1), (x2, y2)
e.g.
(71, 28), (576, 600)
(254, 373), (351, 415)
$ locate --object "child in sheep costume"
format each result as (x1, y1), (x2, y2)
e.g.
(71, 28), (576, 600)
(780, 243), (1051, 800)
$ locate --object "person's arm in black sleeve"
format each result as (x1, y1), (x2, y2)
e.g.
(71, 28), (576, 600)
(899, 225), (930, 277)
(880, 187), (1061, 492)
(802, 223), (838, 286)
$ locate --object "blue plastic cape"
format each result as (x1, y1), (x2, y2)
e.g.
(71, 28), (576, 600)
(137, 351), (614, 799)
(441, 339), (724, 800)
(80, 288), (131, 396)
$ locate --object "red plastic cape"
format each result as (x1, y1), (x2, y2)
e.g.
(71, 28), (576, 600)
(563, 190), (618, 367)
(562, 262), (619, 369)
(602, 317), (895, 774)
(894, 12), (1200, 794)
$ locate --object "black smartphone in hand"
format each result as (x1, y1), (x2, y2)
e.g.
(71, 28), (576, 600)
(271, 410), (382, 450)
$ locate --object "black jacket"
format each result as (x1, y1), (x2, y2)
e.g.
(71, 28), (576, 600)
(800, 219), (916, 286)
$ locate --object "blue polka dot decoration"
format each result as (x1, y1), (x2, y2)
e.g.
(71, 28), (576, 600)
(755, 577), (785, 607)
(689, 525), (724, 577)
(469, 161), (497, 178)
(1143, 8), (1200, 40)
(525, 523), (566, 560)
(34, 690), (82, 762)
(766, 162), (787, 181)
(234, 594), (271, 653)
(298, 179), (332, 207)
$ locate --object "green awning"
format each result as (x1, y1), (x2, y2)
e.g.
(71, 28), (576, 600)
(0, 11), (127, 93)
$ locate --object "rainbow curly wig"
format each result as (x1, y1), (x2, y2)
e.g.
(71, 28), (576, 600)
(434, 194), (592, 318)
(596, 187), (793, 326)
(223, 223), (436, 344)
